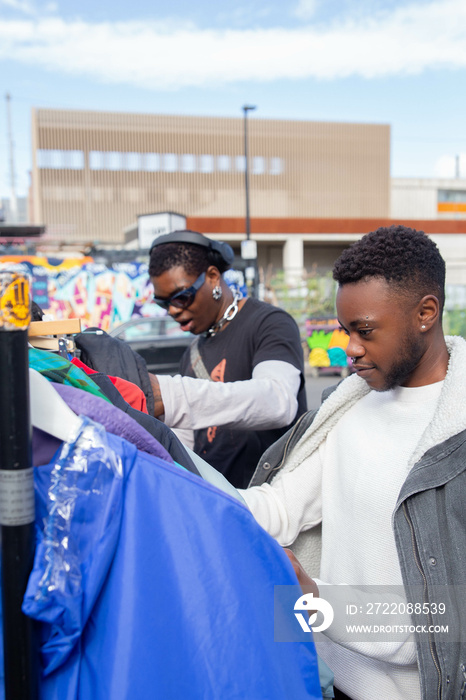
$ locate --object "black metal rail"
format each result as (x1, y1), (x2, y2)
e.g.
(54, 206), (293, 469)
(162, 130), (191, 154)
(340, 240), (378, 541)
(0, 272), (38, 700)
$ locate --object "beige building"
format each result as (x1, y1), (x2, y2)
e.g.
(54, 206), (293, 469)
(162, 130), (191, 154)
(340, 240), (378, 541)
(30, 108), (390, 244)
(29, 107), (466, 289)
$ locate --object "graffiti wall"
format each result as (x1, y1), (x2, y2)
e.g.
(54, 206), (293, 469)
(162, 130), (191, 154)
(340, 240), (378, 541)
(0, 256), (158, 331)
(305, 317), (350, 370)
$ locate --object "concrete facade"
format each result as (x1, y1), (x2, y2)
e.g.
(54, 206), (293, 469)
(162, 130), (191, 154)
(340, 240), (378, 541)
(30, 108), (390, 244)
(389, 179), (466, 288)
(391, 178), (466, 221)
(186, 217), (466, 290)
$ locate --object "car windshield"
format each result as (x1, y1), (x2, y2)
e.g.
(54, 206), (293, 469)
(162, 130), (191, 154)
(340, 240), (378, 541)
(117, 317), (186, 341)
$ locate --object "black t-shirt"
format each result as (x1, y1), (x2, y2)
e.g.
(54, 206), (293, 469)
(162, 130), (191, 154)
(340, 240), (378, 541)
(179, 298), (307, 488)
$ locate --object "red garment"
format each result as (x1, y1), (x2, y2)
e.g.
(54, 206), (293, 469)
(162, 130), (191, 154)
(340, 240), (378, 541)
(71, 357), (148, 414)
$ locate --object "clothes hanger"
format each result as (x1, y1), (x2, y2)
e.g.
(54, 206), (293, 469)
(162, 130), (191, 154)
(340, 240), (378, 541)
(28, 319), (82, 357)
(28, 319), (82, 337)
(29, 368), (82, 442)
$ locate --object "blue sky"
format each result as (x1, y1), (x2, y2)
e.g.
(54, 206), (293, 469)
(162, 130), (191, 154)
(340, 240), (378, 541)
(1, 0), (466, 198)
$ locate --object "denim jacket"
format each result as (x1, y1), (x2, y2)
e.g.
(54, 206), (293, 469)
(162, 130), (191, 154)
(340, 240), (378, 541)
(249, 336), (466, 700)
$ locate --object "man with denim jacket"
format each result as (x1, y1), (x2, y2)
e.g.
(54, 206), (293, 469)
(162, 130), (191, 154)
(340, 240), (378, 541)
(241, 225), (466, 700)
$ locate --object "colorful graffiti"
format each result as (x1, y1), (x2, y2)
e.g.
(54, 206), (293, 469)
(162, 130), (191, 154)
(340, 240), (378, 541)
(0, 256), (158, 331)
(305, 317), (350, 371)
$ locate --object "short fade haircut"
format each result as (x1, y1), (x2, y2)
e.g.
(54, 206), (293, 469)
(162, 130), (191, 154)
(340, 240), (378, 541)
(149, 242), (230, 278)
(332, 225), (446, 312)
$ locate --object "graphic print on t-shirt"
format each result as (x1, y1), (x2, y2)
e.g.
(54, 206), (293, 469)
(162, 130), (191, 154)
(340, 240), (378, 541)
(207, 359), (226, 442)
(211, 359), (226, 383)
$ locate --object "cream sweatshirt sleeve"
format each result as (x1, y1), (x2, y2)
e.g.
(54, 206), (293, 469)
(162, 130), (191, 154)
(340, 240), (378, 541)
(240, 444), (324, 546)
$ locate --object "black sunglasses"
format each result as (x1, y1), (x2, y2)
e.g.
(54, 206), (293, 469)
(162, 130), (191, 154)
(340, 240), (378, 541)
(153, 272), (206, 310)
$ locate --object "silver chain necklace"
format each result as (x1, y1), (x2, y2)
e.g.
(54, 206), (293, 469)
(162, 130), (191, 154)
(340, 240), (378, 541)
(205, 293), (242, 337)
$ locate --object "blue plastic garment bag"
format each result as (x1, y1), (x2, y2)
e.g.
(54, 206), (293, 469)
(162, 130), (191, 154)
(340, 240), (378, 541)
(14, 418), (322, 700)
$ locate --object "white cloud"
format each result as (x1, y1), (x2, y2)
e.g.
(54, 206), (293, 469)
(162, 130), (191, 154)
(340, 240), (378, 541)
(0, 0), (58, 15)
(1, 0), (466, 89)
(434, 154), (466, 179)
(434, 156), (456, 178)
(0, 0), (36, 14)
(293, 0), (319, 20)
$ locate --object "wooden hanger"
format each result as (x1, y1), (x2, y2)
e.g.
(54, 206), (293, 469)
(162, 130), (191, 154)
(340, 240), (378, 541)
(28, 319), (82, 337)
(28, 319), (82, 353)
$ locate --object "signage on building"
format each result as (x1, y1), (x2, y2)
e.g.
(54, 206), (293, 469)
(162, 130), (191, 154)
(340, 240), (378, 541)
(241, 239), (257, 260)
(138, 212), (187, 249)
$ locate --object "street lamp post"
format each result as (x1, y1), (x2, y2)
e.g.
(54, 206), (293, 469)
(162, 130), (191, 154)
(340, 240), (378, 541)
(242, 104), (256, 240)
(242, 104), (257, 296)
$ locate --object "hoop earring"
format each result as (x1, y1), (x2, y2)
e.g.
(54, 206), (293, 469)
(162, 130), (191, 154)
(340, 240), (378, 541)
(212, 285), (222, 301)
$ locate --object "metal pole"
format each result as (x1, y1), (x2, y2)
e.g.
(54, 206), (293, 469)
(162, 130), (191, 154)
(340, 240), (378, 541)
(242, 105), (256, 295)
(0, 272), (38, 700)
(243, 105), (255, 241)
(5, 94), (18, 224)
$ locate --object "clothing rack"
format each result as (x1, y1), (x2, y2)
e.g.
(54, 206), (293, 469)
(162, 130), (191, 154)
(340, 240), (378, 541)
(0, 272), (39, 700)
(0, 313), (81, 696)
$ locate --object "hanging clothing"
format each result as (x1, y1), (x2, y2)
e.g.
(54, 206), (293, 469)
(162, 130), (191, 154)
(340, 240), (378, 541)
(28, 347), (111, 404)
(71, 357), (149, 413)
(13, 419), (321, 700)
(34, 382), (244, 506)
(52, 383), (173, 465)
(74, 328), (154, 415)
(28, 350), (199, 476)
(88, 372), (201, 476)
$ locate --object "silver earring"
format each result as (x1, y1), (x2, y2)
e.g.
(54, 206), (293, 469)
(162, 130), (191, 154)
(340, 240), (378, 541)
(212, 285), (222, 301)
(421, 325), (426, 330)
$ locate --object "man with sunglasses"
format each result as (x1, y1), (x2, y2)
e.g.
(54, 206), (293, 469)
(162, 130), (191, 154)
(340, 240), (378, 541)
(147, 230), (307, 489)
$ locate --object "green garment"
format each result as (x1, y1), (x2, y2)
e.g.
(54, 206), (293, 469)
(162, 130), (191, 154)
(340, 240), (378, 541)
(28, 347), (111, 404)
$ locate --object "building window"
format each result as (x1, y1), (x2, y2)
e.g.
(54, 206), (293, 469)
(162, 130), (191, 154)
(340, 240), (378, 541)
(37, 149), (55, 168)
(89, 151), (105, 170)
(63, 150), (84, 169)
(217, 155), (231, 172)
(235, 155), (246, 172)
(163, 153), (178, 172)
(269, 157), (283, 175)
(438, 189), (466, 203)
(181, 154), (196, 172)
(37, 149), (84, 169)
(252, 156), (265, 175)
(200, 154), (214, 173)
(106, 152), (121, 170)
(125, 152), (141, 171)
(144, 153), (160, 171)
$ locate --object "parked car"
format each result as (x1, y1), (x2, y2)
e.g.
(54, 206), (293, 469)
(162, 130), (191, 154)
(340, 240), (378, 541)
(109, 316), (193, 374)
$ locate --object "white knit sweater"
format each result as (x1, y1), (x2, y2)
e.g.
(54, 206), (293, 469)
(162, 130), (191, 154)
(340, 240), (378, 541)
(241, 343), (466, 700)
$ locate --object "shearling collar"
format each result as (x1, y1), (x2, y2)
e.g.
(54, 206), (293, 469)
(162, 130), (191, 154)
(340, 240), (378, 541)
(281, 335), (466, 477)
(409, 335), (466, 468)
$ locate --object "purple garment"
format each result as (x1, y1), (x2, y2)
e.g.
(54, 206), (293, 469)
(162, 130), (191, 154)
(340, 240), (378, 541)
(32, 383), (174, 468)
